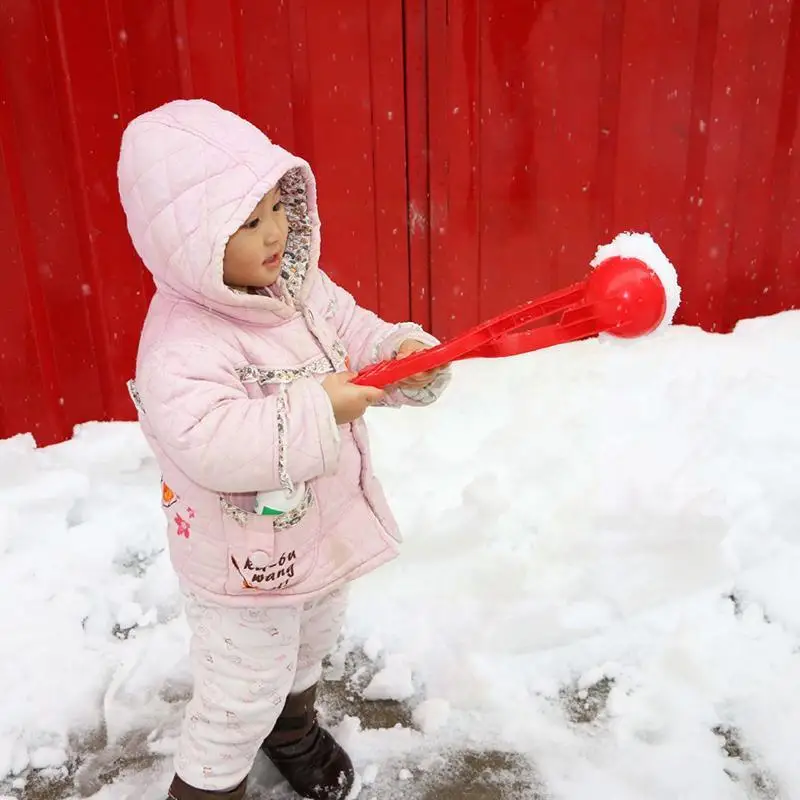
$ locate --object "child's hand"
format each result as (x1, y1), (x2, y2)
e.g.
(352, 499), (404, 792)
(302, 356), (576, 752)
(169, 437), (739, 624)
(322, 371), (385, 424)
(393, 339), (448, 389)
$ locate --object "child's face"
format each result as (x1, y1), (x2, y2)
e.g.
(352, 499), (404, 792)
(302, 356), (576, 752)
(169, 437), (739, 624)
(223, 185), (288, 288)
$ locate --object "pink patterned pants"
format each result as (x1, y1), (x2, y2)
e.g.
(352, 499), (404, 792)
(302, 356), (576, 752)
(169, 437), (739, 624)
(174, 586), (348, 790)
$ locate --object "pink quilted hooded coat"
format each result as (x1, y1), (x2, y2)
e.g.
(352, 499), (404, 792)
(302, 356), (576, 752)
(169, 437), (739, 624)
(118, 99), (448, 607)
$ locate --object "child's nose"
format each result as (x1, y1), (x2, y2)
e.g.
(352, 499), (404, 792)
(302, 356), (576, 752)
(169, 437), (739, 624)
(262, 216), (281, 245)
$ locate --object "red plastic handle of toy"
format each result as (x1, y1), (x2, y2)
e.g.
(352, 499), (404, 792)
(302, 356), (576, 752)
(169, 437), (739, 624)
(466, 315), (602, 359)
(350, 340), (462, 388)
(352, 282), (601, 388)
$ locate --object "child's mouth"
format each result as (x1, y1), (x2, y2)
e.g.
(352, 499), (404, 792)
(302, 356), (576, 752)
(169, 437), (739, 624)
(263, 253), (281, 267)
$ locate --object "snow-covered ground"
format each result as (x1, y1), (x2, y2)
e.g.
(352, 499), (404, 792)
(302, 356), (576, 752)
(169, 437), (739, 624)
(2, 310), (799, 800)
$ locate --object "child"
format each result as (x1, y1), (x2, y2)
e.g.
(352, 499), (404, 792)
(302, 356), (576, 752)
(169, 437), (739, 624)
(117, 99), (449, 800)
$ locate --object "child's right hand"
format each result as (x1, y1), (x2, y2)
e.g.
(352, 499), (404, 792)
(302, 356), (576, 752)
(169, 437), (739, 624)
(322, 372), (385, 425)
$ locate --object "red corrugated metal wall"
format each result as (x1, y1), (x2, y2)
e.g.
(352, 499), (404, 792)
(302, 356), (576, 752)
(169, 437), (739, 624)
(427, 0), (800, 340)
(0, 0), (418, 446)
(1, 0), (799, 446)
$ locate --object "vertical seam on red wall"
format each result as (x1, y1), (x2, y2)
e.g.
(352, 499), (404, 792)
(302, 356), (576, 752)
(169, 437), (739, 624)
(427, 0), (450, 337)
(764, 0), (800, 302)
(104, 0), (144, 387)
(0, 51), (65, 440)
(475, 0), (483, 325)
(596, 0), (625, 239)
(171, 0), (194, 97)
(401, 0), (412, 321)
(230, 0), (247, 119)
(107, 0), (151, 303)
(403, 0), (432, 329)
(679, 0), (720, 327)
(365, 0), (383, 317)
(723, 0), (759, 331)
(48, 0), (115, 426)
(104, 0), (135, 121)
(419, 0), (432, 329)
(288, 0), (313, 166)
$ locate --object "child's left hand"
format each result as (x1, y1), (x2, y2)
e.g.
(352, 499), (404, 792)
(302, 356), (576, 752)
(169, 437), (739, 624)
(393, 339), (448, 389)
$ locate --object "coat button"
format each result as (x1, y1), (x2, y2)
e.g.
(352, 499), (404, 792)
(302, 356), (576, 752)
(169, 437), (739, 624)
(249, 551), (269, 569)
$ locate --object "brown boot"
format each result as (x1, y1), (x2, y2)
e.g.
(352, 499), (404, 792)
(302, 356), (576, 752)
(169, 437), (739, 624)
(261, 684), (355, 799)
(166, 774), (247, 800)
